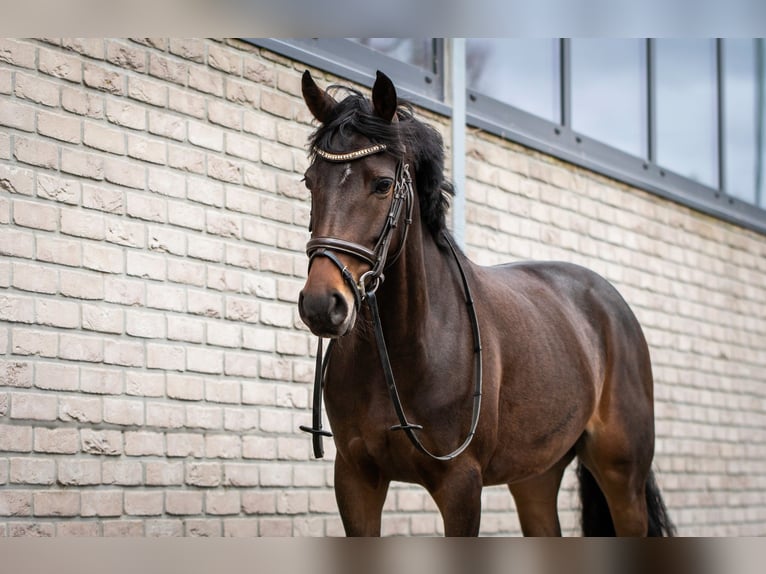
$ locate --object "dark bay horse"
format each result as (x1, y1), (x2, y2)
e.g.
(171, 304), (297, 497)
(297, 69), (675, 537)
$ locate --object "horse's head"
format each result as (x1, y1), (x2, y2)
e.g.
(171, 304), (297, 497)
(298, 70), (413, 338)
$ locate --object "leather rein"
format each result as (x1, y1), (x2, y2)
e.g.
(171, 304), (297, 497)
(300, 143), (483, 461)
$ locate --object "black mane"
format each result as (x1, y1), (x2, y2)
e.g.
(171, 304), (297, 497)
(308, 86), (454, 241)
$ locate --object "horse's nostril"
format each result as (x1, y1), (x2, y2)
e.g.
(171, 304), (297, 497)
(327, 290), (348, 327)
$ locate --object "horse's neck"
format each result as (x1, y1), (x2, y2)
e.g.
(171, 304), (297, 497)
(373, 224), (458, 346)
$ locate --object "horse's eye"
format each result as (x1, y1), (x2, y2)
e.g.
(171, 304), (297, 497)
(373, 178), (393, 196)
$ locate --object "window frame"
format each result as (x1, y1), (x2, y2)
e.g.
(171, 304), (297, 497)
(247, 37), (766, 235)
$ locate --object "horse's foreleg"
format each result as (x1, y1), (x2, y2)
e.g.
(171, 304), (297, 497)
(508, 451), (574, 536)
(430, 464), (483, 536)
(334, 453), (389, 536)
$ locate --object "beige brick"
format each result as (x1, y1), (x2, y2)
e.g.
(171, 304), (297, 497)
(185, 519), (222, 537)
(14, 137), (59, 169)
(10, 391), (57, 421)
(0, 490), (32, 516)
(207, 155), (242, 184)
(0, 100), (36, 131)
(167, 433), (204, 458)
(208, 44), (242, 74)
(61, 86), (104, 118)
(206, 321), (241, 348)
(58, 458), (101, 485)
(58, 333), (105, 364)
(38, 48), (82, 83)
(168, 144), (205, 174)
(34, 427), (79, 454)
(223, 463), (259, 487)
(105, 219), (144, 248)
(243, 111), (277, 140)
(127, 134), (166, 164)
(0, 68), (10, 94)
(166, 315), (204, 343)
(83, 121), (127, 155)
(0, 424), (33, 452)
(146, 402), (185, 429)
(61, 148), (105, 180)
(126, 309), (165, 338)
(185, 405), (222, 430)
(0, 38), (36, 68)
(148, 110), (186, 141)
(223, 518), (260, 537)
(187, 176), (224, 207)
(226, 132), (259, 161)
(166, 491), (203, 515)
(148, 53), (187, 85)
(146, 283), (185, 312)
(169, 38), (206, 62)
(82, 303), (124, 334)
(146, 343), (185, 371)
(167, 259), (206, 288)
(12, 261), (58, 294)
(223, 407), (259, 432)
(103, 520), (143, 536)
(0, 360), (33, 388)
(147, 168), (185, 198)
(261, 90), (293, 120)
(104, 157), (146, 189)
(188, 120), (224, 151)
(188, 236), (224, 262)
(37, 173), (81, 205)
(243, 436), (277, 460)
(258, 464), (292, 487)
(83, 62), (124, 95)
(206, 491), (240, 515)
(81, 491), (123, 517)
(205, 434), (241, 459)
(34, 491), (79, 517)
(147, 225), (186, 255)
(10, 458), (56, 485)
(60, 269), (104, 300)
(125, 431), (165, 456)
(82, 242), (124, 274)
(166, 373), (204, 401)
(186, 347), (223, 375)
(62, 38), (105, 60)
(167, 200), (204, 230)
(145, 519), (183, 537)
(15, 72), (59, 107)
(124, 491), (163, 516)
(60, 207), (105, 240)
(36, 236), (82, 267)
(226, 77), (258, 107)
(35, 299), (80, 329)
(60, 396), (102, 424)
(168, 86), (206, 118)
(102, 460), (142, 485)
(103, 339), (144, 368)
(106, 99), (146, 130)
(185, 462), (221, 487)
(224, 353), (259, 379)
(80, 366), (122, 395)
(38, 110), (81, 143)
(0, 131), (9, 159)
(13, 199), (57, 231)
(126, 192), (166, 222)
(106, 40), (147, 72)
(208, 100), (242, 130)
(188, 67), (224, 96)
(11, 328), (58, 358)
(128, 76), (168, 107)
(126, 371), (165, 397)
(103, 397), (144, 426)
(145, 461), (184, 486)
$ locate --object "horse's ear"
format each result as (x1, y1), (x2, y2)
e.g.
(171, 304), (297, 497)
(302, 70), (337, 124)
(372, 70), (398, 123)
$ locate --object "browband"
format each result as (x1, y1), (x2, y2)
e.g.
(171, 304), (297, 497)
(314, 143), (387, 162)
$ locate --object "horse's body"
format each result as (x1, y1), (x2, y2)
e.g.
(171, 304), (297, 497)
(298, 70), (674, 536)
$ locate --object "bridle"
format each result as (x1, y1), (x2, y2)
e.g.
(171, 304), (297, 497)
(300, 142), (483, 462)
(306, 144), (413, 308)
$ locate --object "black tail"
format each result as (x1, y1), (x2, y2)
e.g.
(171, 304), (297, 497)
(578, 462), (676, 536)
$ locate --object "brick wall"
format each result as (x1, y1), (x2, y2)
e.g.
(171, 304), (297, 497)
(1, 38), (765, 536)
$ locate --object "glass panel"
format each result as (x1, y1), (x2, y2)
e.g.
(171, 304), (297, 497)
(466, 38), (560, 123)
(655, 39), (718, 188)
(349, 38), (434, 72)
(571, 39), (647, 158)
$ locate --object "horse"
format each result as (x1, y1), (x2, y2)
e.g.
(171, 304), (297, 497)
(296, 69), (675, 537)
